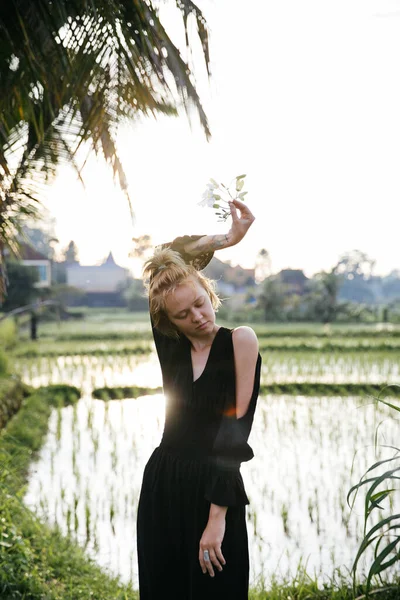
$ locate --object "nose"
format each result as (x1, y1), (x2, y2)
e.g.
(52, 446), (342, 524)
(191, 307), (202, 322)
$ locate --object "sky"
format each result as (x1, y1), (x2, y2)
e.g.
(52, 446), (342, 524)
(40, 0), (400, 279)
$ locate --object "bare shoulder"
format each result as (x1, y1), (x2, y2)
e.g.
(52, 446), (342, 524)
(231, 327), (259, 417)
(232, 326), (259, 354)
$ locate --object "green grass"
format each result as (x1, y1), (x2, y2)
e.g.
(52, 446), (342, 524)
(0, 384), (138, 599)
(0, 376), (29, 430)
(12, 339), (151, 358)
(88, 382), (400, 399)
(92, 385), (162, 400)
(0, 317), (17, 350)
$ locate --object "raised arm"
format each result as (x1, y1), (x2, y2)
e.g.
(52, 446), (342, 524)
(182, 198), (255, 256)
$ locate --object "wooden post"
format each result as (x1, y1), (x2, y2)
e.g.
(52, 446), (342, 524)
(30, 311), (38, 341)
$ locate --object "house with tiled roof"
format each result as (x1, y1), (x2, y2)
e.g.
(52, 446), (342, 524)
(66, 252), (130, 306)
(19, 243), (51, 288)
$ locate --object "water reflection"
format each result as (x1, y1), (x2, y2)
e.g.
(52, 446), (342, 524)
(23, 384), (400, 588)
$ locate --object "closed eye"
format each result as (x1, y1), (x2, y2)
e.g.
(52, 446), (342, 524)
(174, 296), (205, 319)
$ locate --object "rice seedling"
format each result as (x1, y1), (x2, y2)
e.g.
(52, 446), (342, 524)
(281, 503), (290, 536)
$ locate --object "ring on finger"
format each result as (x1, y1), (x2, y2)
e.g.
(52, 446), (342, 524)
(203, 550), (210, 562)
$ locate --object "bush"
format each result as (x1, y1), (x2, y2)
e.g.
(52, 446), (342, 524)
(0, 349), (8, 375)
(0, 318), (17, 350)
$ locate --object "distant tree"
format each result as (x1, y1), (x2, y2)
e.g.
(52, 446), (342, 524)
(303, 269), (343, 323)
(255, 248), (272, 284)
(63, 241), (79, 265)
(334, 249), (376, 281)
(337, 276), (377, 304)
(1, 262), (38, 311)
(382, 275), (400, 301)
(21, 224), (59, 260)
(331, 250), (379, 305)
(258, 275), (288, 321)
(49, 284), (86, 307)
(122, 278), (148, 311)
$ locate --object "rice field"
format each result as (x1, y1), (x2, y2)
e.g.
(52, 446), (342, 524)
(21, 387), (400, 589)
(12, 349), (399, 390)
(11, 313), (400, 590)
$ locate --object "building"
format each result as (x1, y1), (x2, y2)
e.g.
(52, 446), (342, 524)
(204, 257), (256, 296)
(66, 252), (130, 307)
(19, 243), (51, 288)
(278, 269), (309, 295)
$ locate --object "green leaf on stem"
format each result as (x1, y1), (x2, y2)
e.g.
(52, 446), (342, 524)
(236, 179), (245, 191)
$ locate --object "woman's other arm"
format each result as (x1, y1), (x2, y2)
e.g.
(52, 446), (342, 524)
(232, 326), (259, 418)
(199, 327), (259, 576)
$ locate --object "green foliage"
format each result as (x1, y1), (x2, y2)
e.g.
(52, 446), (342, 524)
(258, 275), (288, 321)
(14, 342), (151, 358)
(0, 0), (211, 297)
(347, 386), (400, 597)
(0, 377), (28, 430)
(62, 240), (79, 264)
(1, 262), (39, 311)
(93, 385), (162, 400)
(49, 283), (87, 307)
(0, 384), (138, 598)
(0, 349), (8, 376)
(121, 279), (148, 311)
(0, 318), (17, 350)
(259, 383), (400, 397)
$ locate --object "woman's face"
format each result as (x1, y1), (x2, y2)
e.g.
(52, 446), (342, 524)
(164, 276), (216, 338)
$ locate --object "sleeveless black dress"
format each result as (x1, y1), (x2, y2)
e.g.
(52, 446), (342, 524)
(136, 239), (262, 600)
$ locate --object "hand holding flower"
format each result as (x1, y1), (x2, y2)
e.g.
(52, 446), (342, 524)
(182, 176), (255, 257)
(199, 174), (249, 222)
(227, 198), (255, 245)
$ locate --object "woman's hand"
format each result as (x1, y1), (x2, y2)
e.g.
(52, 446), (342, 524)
(198, 515), (226, 577)
(227, 198), (255, 246)
(179, 198), (255, 257)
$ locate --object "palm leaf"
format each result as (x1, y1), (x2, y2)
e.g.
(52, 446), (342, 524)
(0, 0), (211, 300)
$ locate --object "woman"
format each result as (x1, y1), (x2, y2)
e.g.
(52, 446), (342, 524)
(137, 199), (262, 599)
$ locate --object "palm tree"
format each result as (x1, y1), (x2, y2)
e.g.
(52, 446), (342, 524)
(0, 0), (211, 300)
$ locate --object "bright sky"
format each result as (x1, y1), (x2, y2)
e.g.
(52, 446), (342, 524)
(41, 0), (400, 279)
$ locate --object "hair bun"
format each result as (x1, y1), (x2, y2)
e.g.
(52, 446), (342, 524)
(143, 247), (187, 283)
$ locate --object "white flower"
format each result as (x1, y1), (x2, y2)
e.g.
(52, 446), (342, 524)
(198, 184), (216, 208)
(198, 174), (248, 222)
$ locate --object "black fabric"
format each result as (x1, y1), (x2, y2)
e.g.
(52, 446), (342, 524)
(137, 240), (262, 599)
(160, 234), (214, 272)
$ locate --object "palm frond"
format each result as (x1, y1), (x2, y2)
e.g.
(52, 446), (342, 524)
(0, 0), (212, 299)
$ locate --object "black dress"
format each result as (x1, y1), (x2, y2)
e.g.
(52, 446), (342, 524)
(136, 240), (262, 600)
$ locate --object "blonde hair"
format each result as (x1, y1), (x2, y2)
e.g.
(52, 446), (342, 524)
(143, 248), (221, 338)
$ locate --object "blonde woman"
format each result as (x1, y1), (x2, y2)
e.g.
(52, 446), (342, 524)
(137, 199), (261, 599)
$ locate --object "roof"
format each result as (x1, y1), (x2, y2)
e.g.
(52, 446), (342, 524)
(279, 269), (308, 283)
(19, 242), (49, 261)
(101, 252), (117, 267)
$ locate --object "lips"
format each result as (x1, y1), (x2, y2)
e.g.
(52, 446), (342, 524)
(196, 322), (208, 330)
